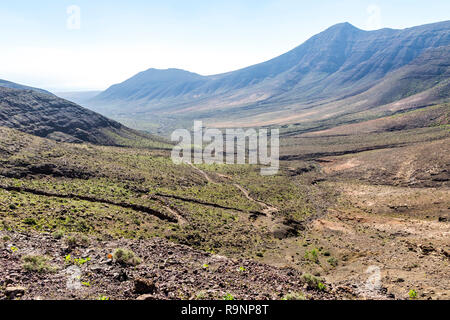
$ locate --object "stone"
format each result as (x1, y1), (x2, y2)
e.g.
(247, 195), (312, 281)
(136, 294), (157, 300)
(419, 244), (435, 255)
(5, 286), (26, 299)
(114, 270), (128, 282)
(134, 278), (156, 294)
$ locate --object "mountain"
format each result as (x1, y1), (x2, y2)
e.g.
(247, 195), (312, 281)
(0, 79), (52, 95)
(0, 84), (170, 148)
(88, 21), (450, 133)
(96, 69), (208, 103)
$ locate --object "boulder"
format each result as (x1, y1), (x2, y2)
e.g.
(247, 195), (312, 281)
(133, 278), (156, 294)
(5, 286), (26, 299)
(136, 294), (157, 300)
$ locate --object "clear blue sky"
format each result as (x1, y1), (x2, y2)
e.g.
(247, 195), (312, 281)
(1, 0), (449, 91)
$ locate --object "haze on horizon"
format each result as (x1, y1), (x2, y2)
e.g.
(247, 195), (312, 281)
(1, 0), (449, 92)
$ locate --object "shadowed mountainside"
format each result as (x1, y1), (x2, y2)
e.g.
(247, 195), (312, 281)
(0, 86), (170, 148)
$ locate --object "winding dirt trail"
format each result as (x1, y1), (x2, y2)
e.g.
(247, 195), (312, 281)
(148, 195), (189, 225)
(185, 161), (215, 183)
(159, 204), (188, 225)
(232, 184), (278, 217)
(185, 161), (279, 217)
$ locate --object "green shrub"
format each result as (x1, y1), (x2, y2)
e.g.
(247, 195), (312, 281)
(317, 282), (326, 291)
(113, 248), (141, 266)
(65, 254), (91, 266)
(301, 273), (324, 290)
(282, 292), (306, 300)
(79, 235), (90, 247)
(304, 248), (320, 264)
(408, 289), (417, 299)
(65, 235), (78, 248)
(327, 257), (338, 267)
(52, 230), (64, 239)
(223, 293), (235, 300)
(65, 234), (89, 248)
(23, 255), (57, 273)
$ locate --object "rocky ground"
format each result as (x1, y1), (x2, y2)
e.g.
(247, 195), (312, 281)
(0, 119), (448, 301)
(310, 181), (450, 300)
(0, 230), (342, 300)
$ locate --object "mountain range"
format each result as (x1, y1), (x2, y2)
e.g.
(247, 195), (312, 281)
(86, 20), (450, 134)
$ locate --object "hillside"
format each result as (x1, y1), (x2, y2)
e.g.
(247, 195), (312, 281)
(88, 21), (450, 134)
(0, 79), (52, 95)
(0, 126), (344, 299)
(0, 116), (448, 299)
(0, 86), (170, 148)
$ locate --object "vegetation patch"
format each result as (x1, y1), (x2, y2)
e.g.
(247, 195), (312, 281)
(113, 248), (142, 266)
(23, 255), (57, 273)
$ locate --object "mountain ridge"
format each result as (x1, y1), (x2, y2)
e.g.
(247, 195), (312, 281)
(0, 79), (53, 95)
(0, 84), (170, 148)
(86, 20), (450, 134)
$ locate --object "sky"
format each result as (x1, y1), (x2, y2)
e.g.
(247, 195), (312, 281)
(0, 0), (449, 92)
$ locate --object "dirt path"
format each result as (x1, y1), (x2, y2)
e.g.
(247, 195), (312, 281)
(146, 195), (188, 225)
(153, 192), (265, 216)
(185, 162), (214, 183)
(185, 161), (279, 216)
(233, 184), (278, 216)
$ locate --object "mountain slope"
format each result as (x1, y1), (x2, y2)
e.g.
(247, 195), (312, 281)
(257, 45), (450, 132)
(97, 68), (209, 103)
(0, 79), (52, 95)
(88, 21), (450, 133)
(0, 85), (170, 148)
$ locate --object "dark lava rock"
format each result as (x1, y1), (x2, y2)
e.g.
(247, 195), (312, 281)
(133, 278), (156, 294)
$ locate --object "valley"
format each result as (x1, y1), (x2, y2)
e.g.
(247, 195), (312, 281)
(0, 19), (449, 301)
(0, 101), (448, 299)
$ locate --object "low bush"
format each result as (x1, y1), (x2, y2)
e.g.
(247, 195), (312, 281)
(113, 248), (141, 266)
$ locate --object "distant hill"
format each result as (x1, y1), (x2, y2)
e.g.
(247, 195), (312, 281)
(56, 90), (102, 106)
(0, 85), (170, 148)
(88, 21), (450, 134)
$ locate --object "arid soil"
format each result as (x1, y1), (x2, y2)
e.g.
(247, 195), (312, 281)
(0, 105), (448, 301)
(0, 231), (339, 300)
(301, 139), (450, 300)
(309, 182), (449, 300)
